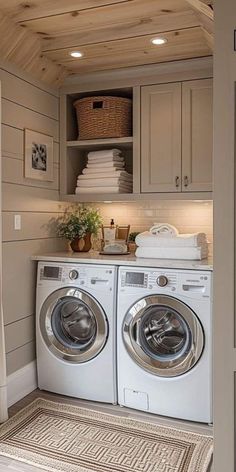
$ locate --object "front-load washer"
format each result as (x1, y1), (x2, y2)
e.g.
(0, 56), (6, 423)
(36, 261), (117, 403)
(117, 267), (212, 422)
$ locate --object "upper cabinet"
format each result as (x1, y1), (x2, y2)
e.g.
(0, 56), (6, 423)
(141, 78), (213, 193)
(60, 60), (213, 202)
(182, 79), (213, 192)
(141, 83), (182, 193)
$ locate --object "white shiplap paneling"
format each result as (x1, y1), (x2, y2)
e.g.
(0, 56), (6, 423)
(0, 64), (65, 376)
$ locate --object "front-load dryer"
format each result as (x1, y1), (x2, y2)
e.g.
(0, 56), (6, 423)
(36, 262), (117, 403)
(117, 267), (212, 422)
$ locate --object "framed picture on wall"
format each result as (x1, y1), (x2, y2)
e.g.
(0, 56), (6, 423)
(24, 129), (54, 181)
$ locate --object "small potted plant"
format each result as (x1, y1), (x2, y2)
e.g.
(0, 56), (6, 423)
(128, 232), (140, 253)
(57, 206), (102, 252)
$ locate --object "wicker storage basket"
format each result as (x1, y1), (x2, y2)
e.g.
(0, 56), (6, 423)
(74, 96), (132, 140)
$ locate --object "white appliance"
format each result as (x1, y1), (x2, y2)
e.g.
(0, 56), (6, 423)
(117, 267), (212, 423)
(36, 262), (117, 403)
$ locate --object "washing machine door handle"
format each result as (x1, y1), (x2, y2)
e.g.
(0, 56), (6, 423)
(132, 319), (142, 346)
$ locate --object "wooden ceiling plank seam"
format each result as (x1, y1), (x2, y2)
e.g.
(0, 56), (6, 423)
(26, 56), (65, 85)
(196, 12), (213, 35)
(43, 25), (202, 55)
(41, 11), (200, 52)
(0, 0), (131, 23)
(47, 27), (211, 74)
(66, 53), (213, 75)
(200, 0), (213, 4)
(16, 0), (132, 23)
(43, 27), (209, 63)
(201, 27), (214, 51)
(0, 19), (27, 58)
(15, 0), (193, 36)
(185, 0), (214, 20)
(0, 9), (68, 85)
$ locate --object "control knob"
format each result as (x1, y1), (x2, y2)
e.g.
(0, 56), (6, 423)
(69, 270), (79, 280)
(156, 275), (168, 287)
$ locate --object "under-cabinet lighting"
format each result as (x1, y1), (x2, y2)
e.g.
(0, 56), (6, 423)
(151, 37), (167, 45)
(70, 51), (83, 58)
(103, 201), (113, 204)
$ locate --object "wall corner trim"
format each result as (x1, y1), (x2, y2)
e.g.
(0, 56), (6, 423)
(7, 360), (37, 407)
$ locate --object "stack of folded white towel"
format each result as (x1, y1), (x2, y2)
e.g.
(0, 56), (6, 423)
(135, 224), (209, 260)
(75, 149), (133, 194)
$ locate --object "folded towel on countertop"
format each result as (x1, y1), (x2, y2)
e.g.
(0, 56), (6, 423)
(87, 149), (122, 159)
(78, 171), (133, 180)
(135, 244), (208, 260)
(135, 231), (208, 248)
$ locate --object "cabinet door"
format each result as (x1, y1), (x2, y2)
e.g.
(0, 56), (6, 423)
(141, 83), (181, 193)
(182, 79), (213, 192)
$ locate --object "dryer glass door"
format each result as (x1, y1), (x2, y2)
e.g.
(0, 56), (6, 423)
(40, 287), (108, 363)
(123, 295), (204, 377)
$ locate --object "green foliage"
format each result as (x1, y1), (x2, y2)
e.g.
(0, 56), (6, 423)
(57, 206), (102, 241)
(128, 231), (140, 242)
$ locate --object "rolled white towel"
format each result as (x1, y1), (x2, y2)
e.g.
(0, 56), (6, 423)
(135, 245), (208, 261)
(87, 149), (121, 159)
(150, 223), (179, 237)
(136, 231), (207, 248)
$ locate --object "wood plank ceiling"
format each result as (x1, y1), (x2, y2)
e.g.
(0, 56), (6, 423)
(0, 0), (214, 85)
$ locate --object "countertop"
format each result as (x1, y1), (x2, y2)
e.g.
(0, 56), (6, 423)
(32, 251), (213, 271)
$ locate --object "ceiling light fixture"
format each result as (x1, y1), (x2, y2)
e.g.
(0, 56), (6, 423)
(70, 51), (83, 58)
(151, 37), (167, 45)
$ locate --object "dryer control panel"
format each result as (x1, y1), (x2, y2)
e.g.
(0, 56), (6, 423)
(120, 268), (212, 299)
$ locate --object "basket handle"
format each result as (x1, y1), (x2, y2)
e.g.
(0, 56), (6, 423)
(92, 100), (104, 109)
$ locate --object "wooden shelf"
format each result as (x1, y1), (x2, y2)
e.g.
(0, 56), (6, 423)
(67, 137), (133, 149)
(60, 192), (213, 203)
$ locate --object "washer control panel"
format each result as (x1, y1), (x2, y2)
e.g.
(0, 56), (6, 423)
(38, 263), (115, 291)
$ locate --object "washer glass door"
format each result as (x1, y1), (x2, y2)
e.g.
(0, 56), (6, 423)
(40, 287), (108, 363)
(123, 295), (204, 377)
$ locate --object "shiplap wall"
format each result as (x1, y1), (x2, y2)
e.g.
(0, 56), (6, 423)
(96, 200), (213, 254)
(0, 64), (67, 376)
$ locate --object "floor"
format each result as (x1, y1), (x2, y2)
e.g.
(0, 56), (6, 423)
(0, 389), (213, 471)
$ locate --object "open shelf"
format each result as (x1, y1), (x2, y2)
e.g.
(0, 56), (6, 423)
(61, 192), (213, 203)
(67, 137), (133, 149)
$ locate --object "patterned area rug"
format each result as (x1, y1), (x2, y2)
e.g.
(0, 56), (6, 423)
(0, 398), (213, 472)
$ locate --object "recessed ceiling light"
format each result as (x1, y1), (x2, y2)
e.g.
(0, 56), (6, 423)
(151, 37), (167, 45)
(70, 51), (83, 58)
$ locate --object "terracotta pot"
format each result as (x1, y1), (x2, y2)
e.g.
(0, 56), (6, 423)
(70, 233), (92, 252)
(128, 242), (137, 253)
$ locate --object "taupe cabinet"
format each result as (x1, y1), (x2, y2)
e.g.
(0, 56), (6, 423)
(141, 78), (213, 193)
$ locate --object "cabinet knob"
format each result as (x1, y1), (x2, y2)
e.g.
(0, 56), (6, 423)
(175, 176), (180, 188)
(184, 176), (189, 187)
